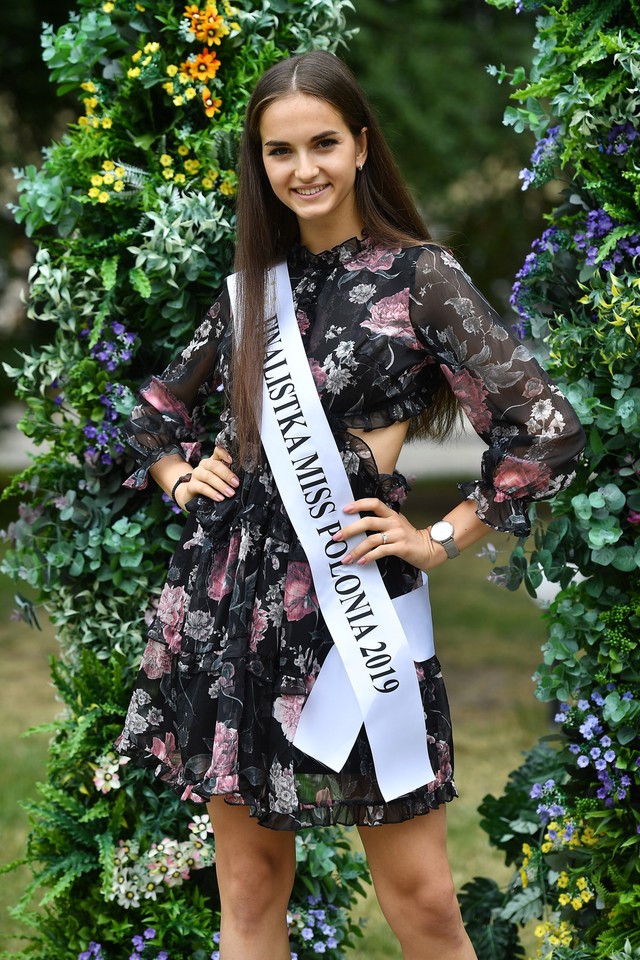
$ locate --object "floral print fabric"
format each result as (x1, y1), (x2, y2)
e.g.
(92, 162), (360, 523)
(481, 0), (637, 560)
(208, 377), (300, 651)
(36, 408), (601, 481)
(116, 237), (584, 830)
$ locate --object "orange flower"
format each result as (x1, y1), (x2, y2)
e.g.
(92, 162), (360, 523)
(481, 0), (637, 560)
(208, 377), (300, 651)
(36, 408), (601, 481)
(195, 13), (229, 44)
(202, 87), (222, 118)
(180, 47), (221, 81)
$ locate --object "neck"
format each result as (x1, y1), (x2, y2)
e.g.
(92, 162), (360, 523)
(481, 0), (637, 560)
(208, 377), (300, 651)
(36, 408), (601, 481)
(298, 217), (365, 256)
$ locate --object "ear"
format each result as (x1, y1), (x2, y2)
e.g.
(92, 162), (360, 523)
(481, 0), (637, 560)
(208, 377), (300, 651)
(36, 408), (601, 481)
(356, 126), (368, 168)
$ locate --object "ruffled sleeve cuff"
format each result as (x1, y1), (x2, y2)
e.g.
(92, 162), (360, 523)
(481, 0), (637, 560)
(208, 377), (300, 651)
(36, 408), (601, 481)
(123, 440), (202, 491)
(459, 479), (532, 536)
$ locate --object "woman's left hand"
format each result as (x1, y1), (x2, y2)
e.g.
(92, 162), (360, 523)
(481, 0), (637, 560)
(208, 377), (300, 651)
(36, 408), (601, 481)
(333, 497), (446, 572)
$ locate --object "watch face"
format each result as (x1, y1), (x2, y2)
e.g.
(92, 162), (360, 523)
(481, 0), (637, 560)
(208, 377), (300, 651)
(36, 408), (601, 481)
(431, 520), (454, 542)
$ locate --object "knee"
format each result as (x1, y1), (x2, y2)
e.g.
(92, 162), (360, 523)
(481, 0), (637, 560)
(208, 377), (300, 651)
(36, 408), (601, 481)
(218, 849), (295, 928)
(386, 876), (466, 945)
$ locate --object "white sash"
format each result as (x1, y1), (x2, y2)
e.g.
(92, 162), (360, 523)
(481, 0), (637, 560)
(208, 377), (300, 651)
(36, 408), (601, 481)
(227, 263), (436, 801)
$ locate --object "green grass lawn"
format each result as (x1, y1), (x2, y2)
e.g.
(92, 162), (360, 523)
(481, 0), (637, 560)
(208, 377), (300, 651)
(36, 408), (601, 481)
(0, 477), (550, 957)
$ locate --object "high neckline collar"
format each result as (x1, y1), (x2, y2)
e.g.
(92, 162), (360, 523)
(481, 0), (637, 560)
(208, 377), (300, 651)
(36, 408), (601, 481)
(289, 232), (374, 268)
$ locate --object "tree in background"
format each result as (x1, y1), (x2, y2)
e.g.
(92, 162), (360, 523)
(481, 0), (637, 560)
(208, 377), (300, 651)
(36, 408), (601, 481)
(459, 2), (640, 958)
(0, 3), (370, 958)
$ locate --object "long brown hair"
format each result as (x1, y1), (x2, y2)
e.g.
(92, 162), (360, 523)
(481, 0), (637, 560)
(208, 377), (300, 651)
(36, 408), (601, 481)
(233, 50), (458, 466)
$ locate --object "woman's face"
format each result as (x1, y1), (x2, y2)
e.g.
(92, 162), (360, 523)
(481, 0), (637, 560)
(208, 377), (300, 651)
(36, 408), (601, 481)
(260, 92), (367, 248)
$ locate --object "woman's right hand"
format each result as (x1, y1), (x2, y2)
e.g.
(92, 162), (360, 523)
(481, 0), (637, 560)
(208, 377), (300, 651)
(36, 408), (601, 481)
(174, 447), (239, 509)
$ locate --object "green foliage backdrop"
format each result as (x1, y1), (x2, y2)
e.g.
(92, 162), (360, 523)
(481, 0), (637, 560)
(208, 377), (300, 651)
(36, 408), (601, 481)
(0, 3), (372, 958)
(459, 2), (640, 959)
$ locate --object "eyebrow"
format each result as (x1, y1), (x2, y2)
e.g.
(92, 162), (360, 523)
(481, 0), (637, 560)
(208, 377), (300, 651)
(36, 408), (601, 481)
(263, 129), (341, 147)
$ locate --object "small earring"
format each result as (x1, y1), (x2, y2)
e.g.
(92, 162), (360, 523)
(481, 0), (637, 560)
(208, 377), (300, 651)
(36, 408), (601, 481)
(358, 163), (364, 171)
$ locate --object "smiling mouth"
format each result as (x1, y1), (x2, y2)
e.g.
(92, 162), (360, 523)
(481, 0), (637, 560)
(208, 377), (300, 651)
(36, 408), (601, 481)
(292, 184), (329, 196)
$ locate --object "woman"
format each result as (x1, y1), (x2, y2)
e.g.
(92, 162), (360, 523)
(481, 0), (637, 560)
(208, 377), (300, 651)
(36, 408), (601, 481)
(117, 51), (585, 960)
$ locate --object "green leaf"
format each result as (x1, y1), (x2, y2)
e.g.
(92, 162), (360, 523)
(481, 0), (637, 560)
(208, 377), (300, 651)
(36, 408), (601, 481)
(129, 266), (152, 299)
(100, 256), (119, 292)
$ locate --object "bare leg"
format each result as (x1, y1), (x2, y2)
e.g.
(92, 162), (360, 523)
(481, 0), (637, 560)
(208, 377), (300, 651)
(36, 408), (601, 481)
(207, 797), (296, 960)
(358, 806), (477, 960)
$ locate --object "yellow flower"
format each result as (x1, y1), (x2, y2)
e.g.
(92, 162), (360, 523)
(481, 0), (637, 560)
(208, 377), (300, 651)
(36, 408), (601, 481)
(185, 87), (197, 100)
(576, 877), (588, 890)
(166, 64), (179, 77)
(173, 95), (184, 106)
(206, 167), (219, 180)
(91, 117), (100, 128)
(534, 924), (547, 939)
(547, 822), (559, 832)
(202, 86), (222, 118)
(113, 180), (124, 192)
(557, 872), (569, 889)
(163, 82), (175, 95)
(230, 20), (240, 30)
(162, 168), (174, 179)
(160, 154), (173, 167)
(103, 173), (115, 185)
(558, 893), (570, 905)
(518, 867), (528, 889)
(136, 2), (145, 9)
(201, 177), (213, 190)
(132, 50), (142, 62)
(78, 116), (90, 126)
(91, 175), (104, 187)
(142, 56), (152, 66)
(102, 160), (115, 171)
(522, 843), (532, 857)
(103, 1), (114, 11)
(98, 191), (110, 203)
(83, 96), (98, 111)
(184, 158), (201, 174)
(128, 67), (141, 79)
(177, 144), (190, 156)
(178, 72), (190, 85)
(581, 889), (592, 902)
(174, 173), (186, 184)
(144, 41), (159, 53)
(541, 842), (552, 853)
(88, 187), (100, 198)
(571, 897), (583, 911)
(81, 81), (97, 92)
(101, 117), (113, 129)
(115, 166), (125, 178)
(549, 935), (560, 946)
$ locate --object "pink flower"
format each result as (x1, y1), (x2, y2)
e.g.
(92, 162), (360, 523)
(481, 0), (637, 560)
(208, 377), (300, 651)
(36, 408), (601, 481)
(141, 376), (192, 429)
(207, 531), (240, 601)
(345, 243), (400, 273)
(493, 455), (552, 501)
(315, 787), (333, 805)
(297, 309), (310, 334)
(207, 722), (238, 777)
(308, 357), (327, 389)
(627, 510), (640, 526)
(441, 366), (493, 434)
(435, 740), (453, 785)
(250, 602), (268, 652)
(283, 561), (317, 621)
(149, 732), (178, 766)
(273, 695), (305, 740)
(362, 289), (420, 348)
(523, 377), (545, 398)
(157, 584), (188, 652)
(140, 640), (173, 679)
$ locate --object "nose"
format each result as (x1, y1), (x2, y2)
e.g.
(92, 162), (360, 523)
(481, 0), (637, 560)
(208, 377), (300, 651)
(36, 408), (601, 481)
(295, 152), (319, 181)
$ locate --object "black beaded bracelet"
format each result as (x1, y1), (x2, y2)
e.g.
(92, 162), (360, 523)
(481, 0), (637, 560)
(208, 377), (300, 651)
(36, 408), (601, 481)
(170, 472), (193, 506)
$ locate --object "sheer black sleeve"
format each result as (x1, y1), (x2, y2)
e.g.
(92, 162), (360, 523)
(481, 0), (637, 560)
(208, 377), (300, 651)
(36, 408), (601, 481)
(410, 246), (585, 534)
(122, 286), (231, 490)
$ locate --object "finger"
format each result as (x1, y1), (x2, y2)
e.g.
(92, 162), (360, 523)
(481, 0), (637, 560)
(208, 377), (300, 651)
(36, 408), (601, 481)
(197, 459), (239, 493)
(343, 531), (393, 566)
(212, 445), (233, 465)
(343, 497), (391, 516)
(333, 515), (387, 543)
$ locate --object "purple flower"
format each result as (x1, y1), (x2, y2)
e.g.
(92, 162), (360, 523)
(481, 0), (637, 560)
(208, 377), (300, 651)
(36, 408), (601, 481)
(568, 744), (580, 755)
(544, 779), (555, 790)
(595, 758), (607, 771)
(604, 750), (616, 763)
(530, 783), (543, 798)
(549, 803), (565, 817)
(313, 945), (326, 954)
(112, 321), (126, 335)
(301, 928), (314, 941)
(600, 735), (611, 747)
(578, 699), (590, 711)
(621, 775), (631, 787)
(590, 747), (601, 759)
(622, 691), (634, 701)
(577, 755), (589, 768)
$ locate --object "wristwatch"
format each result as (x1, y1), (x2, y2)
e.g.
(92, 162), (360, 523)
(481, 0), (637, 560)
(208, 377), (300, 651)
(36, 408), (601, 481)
(429, 520), (459, 559)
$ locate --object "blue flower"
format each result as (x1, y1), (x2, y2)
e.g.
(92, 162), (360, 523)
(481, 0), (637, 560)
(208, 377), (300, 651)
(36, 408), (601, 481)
(604, 750), (616, 763)
(301, 928), (314, 941)
(577, 755), (589, 768)
(529, 782), (542, 798)
(313, 944), (326, 954)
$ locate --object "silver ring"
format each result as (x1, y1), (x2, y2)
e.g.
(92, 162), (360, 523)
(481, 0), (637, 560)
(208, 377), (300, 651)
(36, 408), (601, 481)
(381, 531), (388, 545)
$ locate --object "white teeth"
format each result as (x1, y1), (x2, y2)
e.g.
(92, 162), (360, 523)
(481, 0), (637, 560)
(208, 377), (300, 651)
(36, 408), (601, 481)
(295, 185), (327, 196)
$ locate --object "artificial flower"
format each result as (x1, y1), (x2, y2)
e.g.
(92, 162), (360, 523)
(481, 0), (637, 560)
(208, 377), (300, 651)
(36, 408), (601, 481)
(202, 87), (222, 118)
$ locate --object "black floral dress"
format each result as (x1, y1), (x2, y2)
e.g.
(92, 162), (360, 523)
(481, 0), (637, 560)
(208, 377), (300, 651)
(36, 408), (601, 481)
(116, 237), (585, 830)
